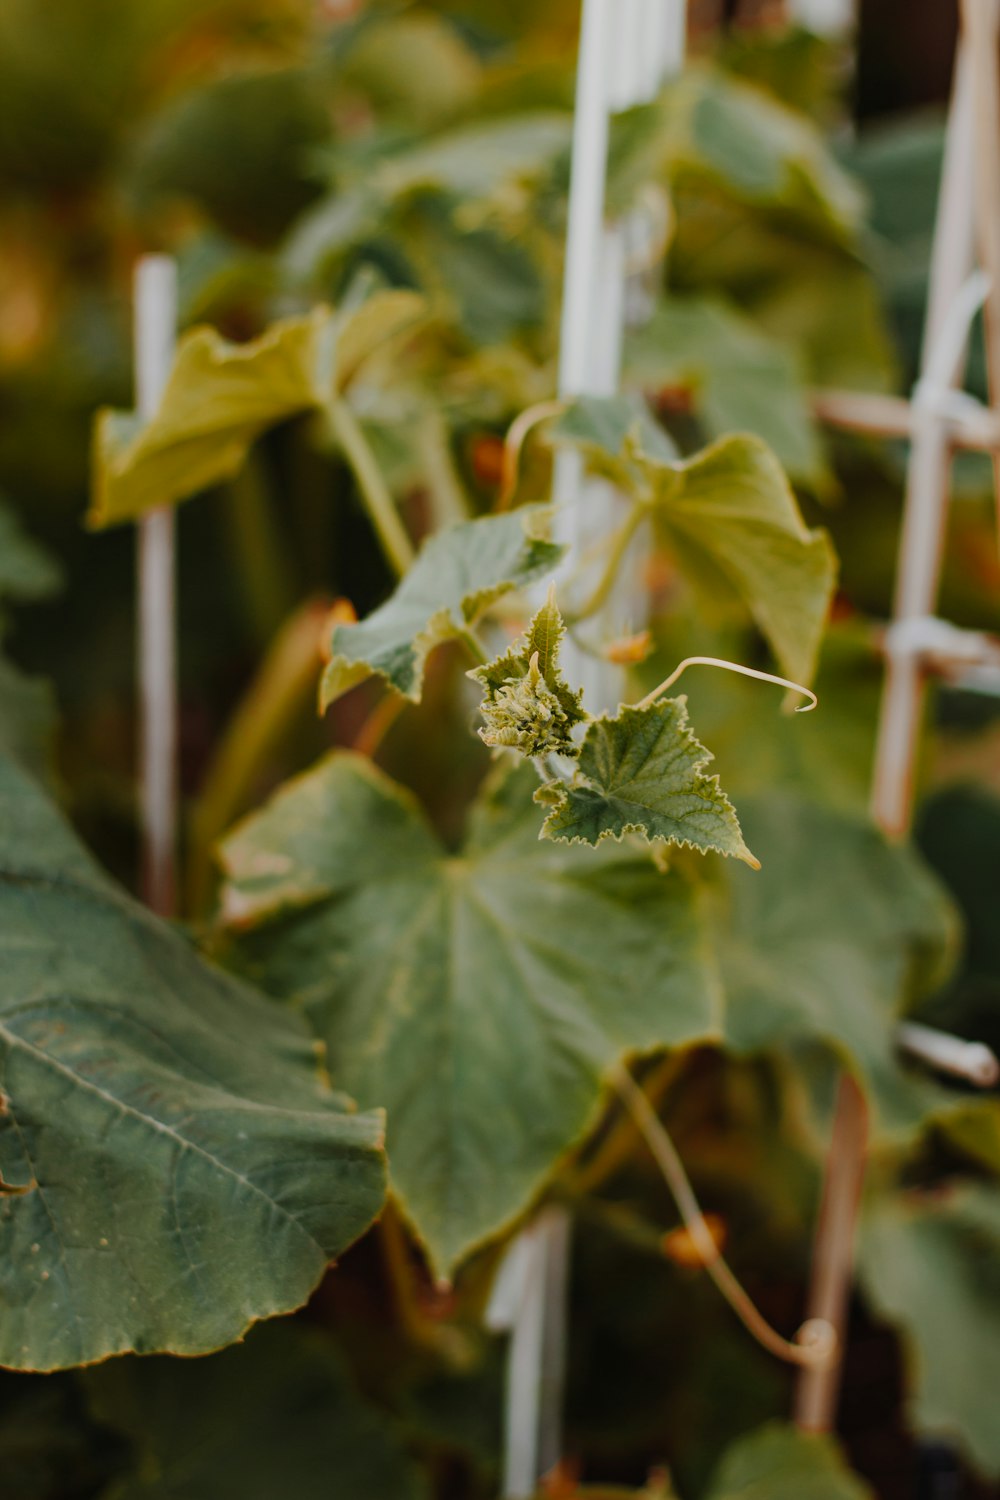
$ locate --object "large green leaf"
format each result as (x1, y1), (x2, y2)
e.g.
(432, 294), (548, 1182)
(553, 401), (836, 686)
(0, 500), (62, 607)
(859, 1185), (1000, 1476)
(536, 698), (758, 868)
(714, 794), (956, 1105)
(704, 1422), (873, 1500)
(0, 755), (386, 1371)
(218, 755), (716, 1271)
(320, 507), (563, 708)
(90, 290), (425, 527)
(0, 653), (56, 779)
(84, 1320), (429, 1500)
(625, 295), (825, 486)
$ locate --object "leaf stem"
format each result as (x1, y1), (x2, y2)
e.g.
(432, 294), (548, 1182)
(610, 1062), (834, 1371)
(457, 627), (489, 666)
(327, 398), (415, 578)
(638, 657), (818, 713)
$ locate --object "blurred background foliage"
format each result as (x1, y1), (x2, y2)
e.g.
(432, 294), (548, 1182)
(2, 2), (1000, 1497)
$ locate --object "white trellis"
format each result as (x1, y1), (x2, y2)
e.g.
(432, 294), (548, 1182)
(797, 0), (1000, 1430)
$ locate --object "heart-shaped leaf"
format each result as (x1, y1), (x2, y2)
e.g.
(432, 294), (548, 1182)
(219, 755), (716, 1271)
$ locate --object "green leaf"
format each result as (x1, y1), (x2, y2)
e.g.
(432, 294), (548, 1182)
(218, 755), (717, 1271)
(625, 295), (826, 486)
(320, 507), (563, 709)
(555, 400), (836, 686)
(713, 794), (956, 1097)
(656, 437), (836, 688)
(538, 698), (758, 868)
(0, 501), (62, 608)
(705, 1422), (874, 1500)
(0, 653), (57, 780)
(859, 1185), (1000, 1476)
(90, 290), (425, 527)
(84, 1320), (429, 1500)
(664, 67), (863, 241)
(0, 754), (386, 1371)
(470, 587), (586, 758)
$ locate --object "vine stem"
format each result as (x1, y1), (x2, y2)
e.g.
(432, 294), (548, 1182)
(327, 398), (415, 578)
(496, 400), (567, 513)
(610, 1063), (835, 1371)
(637, 656), (818, 712)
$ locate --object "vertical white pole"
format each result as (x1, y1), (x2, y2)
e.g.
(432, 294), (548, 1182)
(134, 256), (179, 917)
(494, 7), (687, 1495)
(798, 28), (979, 1434)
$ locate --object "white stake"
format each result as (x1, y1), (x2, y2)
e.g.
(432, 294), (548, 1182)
(493, 6), (687, 1494)
(798, 23), (989, 1435)
(134, 256), (179, 917)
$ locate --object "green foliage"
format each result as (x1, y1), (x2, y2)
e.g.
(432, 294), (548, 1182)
(704, 1422), (874, 1500)
(0, 500), (62, 609)
(859, 1186), (1000, 1476)
(85, 1320), (429, 1499)
(0, 656), (56, 776)
(0, 754), (386, 1370)
(0, 4), (995, 1492)
(91, 289), (425, 527)
(470, 587), (586, 757)
(625, 295), (826, 487)
(553, 399), (837, 685)
(536, 698), (757, 867)
(320, 507), (562, 708)
(218, 754), (715, 1271)
(714, 795), (955, 1099)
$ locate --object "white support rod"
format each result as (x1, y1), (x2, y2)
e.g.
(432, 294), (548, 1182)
(558, 0), (615, 401)
(869, 39), (978, 838)
(135, 255), (179, 917)
(798, 28), (979, 1438)
(961, 0), (1000, 516)
(897, 1022), (1000, 1088)
(496, 6), (687, 1495)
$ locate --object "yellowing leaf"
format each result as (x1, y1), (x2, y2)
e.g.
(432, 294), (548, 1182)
(90, 291), (425, 527)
